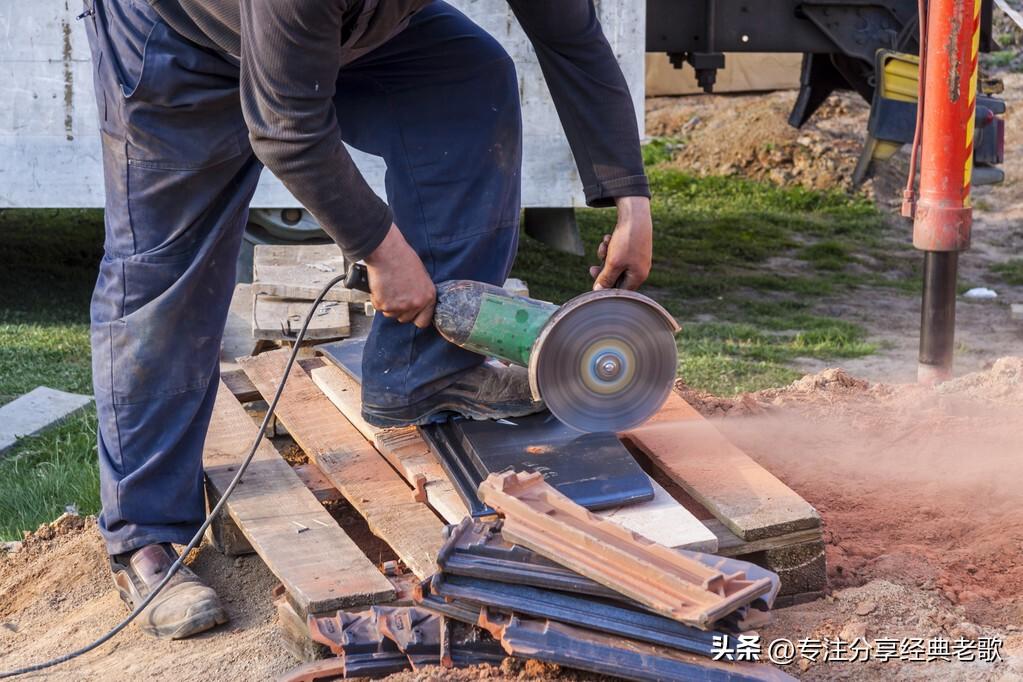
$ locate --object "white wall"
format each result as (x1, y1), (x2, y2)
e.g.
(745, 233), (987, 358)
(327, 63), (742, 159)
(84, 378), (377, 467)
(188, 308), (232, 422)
(0, 1), (644, 209)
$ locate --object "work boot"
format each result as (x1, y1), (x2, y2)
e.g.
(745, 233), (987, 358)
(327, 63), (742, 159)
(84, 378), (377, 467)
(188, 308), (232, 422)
(111, 543), (228, 639)
(362, 362), (544, 428)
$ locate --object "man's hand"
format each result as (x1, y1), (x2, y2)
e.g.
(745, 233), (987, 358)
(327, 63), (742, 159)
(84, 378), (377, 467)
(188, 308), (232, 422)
(364, 224), (436, 328)
(589, 196), (653, 291)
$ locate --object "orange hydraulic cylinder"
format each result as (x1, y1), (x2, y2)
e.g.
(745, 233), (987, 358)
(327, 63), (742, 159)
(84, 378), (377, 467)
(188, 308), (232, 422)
(912, 0), (982, 252)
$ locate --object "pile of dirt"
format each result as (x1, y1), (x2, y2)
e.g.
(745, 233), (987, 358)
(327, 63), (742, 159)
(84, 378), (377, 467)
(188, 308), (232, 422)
(692, 360), (1023, 679)
(713, 360), (1023, 623)
(765, 579), (1023, 680)
(674, 379), (766, 419)
(937, 356), (1023, 404)
(645, 90), (904, 198)
(0, 517), (291, 680)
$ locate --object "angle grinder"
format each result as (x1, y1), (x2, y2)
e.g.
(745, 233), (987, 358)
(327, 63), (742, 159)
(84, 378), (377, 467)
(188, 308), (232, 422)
(344, 264), (680, 432)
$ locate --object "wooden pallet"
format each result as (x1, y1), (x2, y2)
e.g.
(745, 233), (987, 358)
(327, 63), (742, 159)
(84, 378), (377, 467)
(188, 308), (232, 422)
(207, 346), (825, 662)
(203, 382), (394, 616)
(252, 244), (369, 303)
(238, 350), (444, 580)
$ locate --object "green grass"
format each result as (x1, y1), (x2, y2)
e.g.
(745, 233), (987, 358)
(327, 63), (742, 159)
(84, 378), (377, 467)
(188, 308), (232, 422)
(677, 355), (801, 395)
(984, 50), (1023, 72)
(0, 209), (102, 404)
(991, 259), (1023, 285)
(798, 240), (855, 271)
(0, 209), (103, 539)
(641, 137), (681, 166)
(0, 410), (101, 539)
(513, 156), (898, 395)
(986, 50), (1017, 68)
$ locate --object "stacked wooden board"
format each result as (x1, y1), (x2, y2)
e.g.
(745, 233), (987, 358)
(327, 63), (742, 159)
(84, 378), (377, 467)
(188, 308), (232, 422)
(250, 244), (370, 342)
(205, 345), (824, 661)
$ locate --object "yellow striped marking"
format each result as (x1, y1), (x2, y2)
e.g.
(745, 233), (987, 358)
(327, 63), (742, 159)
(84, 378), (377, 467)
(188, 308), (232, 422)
(964, 2), (982, 189)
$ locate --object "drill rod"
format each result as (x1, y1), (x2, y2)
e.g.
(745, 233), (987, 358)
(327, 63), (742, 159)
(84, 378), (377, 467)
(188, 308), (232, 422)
(917, 251), (958, 384)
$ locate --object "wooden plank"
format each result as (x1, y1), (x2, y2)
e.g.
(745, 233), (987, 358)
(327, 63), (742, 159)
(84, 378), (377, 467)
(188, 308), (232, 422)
(220, 368), (261, 403)
(275, 594), (329, 663)
(307, 362), (471, 523)
(701, 518), (822, 557)
(702, 518), (827, 598)
(205, 483), (255, 556)
(252, 243), (369, 303)
(308, 361), (717, 550)
(294, 463), (345, 503)
(203, 382), (394, 615)
(252, 295), (350, 341)
(623, 393), (820, 541)
(239, 351), (445, 579)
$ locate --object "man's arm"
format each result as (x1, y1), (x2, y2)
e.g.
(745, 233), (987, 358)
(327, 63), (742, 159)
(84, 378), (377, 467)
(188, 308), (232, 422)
(507, 0), (652, 290)
(239, 0), (390, 261)
(239, 0), (435, 326)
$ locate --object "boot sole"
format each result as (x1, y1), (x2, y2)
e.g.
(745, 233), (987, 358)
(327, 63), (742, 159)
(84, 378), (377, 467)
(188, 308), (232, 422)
(138, 603), (229, 640)
(363, 396), (544, 429)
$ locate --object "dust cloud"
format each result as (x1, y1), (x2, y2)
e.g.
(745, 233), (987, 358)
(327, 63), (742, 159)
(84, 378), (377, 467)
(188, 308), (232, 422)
(696, 359), (1023, 625)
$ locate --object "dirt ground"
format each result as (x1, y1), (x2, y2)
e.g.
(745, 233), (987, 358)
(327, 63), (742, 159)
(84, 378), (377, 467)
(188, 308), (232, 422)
(698, 359), (1023, 680)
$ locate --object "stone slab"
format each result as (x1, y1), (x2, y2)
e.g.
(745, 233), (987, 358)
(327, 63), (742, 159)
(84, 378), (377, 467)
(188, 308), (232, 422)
(0, 387), (92, 455)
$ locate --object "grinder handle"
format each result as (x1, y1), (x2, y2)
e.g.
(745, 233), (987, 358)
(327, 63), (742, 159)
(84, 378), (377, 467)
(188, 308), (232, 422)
(344, 262), (372, 293)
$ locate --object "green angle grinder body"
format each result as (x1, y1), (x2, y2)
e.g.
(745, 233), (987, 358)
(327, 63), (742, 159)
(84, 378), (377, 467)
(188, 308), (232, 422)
(433, 280), (680, 432)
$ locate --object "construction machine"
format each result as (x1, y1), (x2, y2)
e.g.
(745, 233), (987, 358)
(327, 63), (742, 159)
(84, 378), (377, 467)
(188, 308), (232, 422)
(649, 0), (1009, 382)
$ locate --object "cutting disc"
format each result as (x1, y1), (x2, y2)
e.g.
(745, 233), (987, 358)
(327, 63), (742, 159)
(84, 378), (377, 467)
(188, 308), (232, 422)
(529, 290), (680, 432)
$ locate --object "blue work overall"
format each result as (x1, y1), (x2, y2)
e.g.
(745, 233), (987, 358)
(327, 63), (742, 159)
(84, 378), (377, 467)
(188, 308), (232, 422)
(83, 0), (521, 554)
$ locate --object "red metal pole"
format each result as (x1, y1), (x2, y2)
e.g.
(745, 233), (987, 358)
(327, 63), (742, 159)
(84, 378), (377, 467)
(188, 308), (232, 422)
(912, 0), (981, 384)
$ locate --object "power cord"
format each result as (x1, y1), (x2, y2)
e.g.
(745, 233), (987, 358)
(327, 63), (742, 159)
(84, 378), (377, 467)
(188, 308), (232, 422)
(0, 273), (348, 678)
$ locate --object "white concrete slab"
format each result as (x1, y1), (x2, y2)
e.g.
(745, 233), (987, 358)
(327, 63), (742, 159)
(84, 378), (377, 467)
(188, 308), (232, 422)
(0, 387), (93, 455)
(599, 477), (720, 553)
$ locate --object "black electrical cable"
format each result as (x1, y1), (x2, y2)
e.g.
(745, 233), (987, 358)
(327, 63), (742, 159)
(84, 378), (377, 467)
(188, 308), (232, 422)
(0, 273), (348, 679)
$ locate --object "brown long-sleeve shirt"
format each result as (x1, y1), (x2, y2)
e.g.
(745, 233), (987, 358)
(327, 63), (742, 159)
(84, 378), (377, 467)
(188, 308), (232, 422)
(151, 0), (649, 260)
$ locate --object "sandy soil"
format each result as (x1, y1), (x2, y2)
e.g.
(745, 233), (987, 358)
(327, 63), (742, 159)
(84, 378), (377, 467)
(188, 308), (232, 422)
(0, 515), (292, 680)
(709, 360), (1023, 679)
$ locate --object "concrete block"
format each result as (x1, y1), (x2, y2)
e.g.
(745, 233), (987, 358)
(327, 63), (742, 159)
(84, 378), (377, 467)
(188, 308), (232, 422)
(1011, 303), (1023, 321)
(759, 540), (827, 598)
(0, 387), (93, 455)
